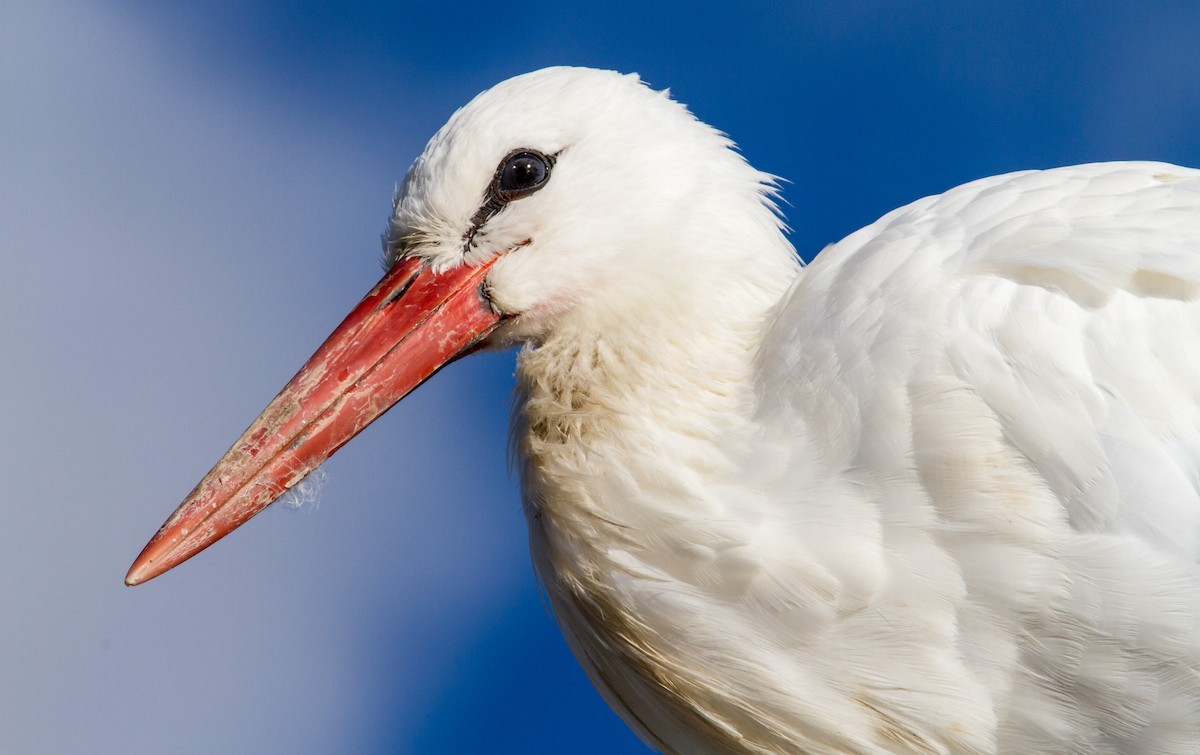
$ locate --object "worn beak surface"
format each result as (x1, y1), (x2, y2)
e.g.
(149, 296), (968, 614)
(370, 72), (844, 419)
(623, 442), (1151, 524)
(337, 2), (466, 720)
(126, 256), (503, 586)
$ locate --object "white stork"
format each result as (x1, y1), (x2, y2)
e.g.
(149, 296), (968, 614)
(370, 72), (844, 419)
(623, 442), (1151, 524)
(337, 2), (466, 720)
(128, 67), (1200, 754)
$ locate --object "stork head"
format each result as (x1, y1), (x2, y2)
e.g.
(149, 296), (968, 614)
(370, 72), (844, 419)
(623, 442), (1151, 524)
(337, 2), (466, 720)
(125, 67), (787, 585)
(385, 66), (780, 343)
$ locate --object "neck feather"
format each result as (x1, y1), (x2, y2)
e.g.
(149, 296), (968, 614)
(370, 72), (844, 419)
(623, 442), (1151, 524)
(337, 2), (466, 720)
(513, 213), (799, 556)
(509, 179), (805, 751)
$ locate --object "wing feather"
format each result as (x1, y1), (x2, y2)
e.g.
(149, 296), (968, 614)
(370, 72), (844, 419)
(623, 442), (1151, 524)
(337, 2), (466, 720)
(754, 161), (1200, 752)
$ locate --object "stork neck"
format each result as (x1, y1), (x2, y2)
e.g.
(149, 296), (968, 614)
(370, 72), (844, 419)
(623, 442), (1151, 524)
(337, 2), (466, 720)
(514, 233), (801, 543)
(511, 201), (804, 751)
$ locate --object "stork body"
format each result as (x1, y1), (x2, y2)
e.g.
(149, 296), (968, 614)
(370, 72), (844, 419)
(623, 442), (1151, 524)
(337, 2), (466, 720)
(129, 69), (1200, 753)
(518, 155), (1200, 753)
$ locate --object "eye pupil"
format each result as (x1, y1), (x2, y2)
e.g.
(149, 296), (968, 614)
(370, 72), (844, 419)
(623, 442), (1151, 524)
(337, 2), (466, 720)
(497, 151), (550, 197)
(466, 149), (555, 238)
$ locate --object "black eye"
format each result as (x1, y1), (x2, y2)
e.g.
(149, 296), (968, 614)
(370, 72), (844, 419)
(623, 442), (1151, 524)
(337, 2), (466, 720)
(496, 151), (551, 199)
(463, 148), (557, 247)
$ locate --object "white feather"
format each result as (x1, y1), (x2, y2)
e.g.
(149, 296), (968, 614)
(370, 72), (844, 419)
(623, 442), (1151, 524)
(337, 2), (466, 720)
(389, 67), (1200, 754)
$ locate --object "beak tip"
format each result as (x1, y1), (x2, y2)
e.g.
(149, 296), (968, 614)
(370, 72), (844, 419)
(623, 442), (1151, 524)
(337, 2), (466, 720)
(125, 547), (167, 587)
(124, 561), (150, 587)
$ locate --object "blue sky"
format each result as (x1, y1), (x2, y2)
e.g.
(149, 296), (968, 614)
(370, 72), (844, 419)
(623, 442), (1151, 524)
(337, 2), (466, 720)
(3, 1), (1199, 752)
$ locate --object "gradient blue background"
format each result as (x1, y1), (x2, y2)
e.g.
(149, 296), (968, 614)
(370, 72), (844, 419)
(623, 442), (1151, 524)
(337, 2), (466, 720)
(3, 1), (1199, 752)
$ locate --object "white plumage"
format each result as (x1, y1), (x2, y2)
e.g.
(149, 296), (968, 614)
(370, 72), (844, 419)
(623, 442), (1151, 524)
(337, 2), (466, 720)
(397, 70), (1200, 753)
(130, 67), (1200, 753)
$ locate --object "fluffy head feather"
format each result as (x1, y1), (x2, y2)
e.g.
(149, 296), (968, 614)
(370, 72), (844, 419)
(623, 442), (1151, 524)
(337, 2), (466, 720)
(384, 66), (798, 346)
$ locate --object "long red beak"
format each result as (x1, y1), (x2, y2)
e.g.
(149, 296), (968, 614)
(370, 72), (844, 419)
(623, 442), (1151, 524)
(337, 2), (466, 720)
(126, 256), (503, 586)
